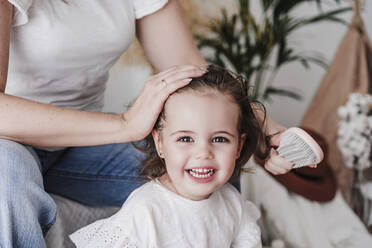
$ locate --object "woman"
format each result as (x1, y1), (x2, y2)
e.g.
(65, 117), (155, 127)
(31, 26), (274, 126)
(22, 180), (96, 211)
(0, 1), (290, 247)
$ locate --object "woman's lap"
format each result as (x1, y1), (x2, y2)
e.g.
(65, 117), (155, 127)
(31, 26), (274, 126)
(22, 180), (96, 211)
(0, 139), (57, 246)
(36, 142), (146, 207)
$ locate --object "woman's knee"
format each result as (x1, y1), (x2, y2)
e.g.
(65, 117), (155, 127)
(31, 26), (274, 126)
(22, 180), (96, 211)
(0, 139), (56, 230)
(0, 139), (43, 194)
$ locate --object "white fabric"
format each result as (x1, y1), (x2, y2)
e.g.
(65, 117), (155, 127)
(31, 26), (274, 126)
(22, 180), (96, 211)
(70, 181), (262, 248)
(133, 0), (169, 19)
(241, 163), (372, 248)
(6, 0), (168, 111)
(8, 0), (33, 26)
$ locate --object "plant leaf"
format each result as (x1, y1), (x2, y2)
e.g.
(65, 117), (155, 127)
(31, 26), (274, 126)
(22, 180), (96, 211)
(263, 87), (302, 101)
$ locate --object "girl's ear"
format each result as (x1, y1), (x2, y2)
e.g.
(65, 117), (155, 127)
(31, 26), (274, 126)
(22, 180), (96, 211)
(236, 133), (247, 159)
(152, 129), (163, 157)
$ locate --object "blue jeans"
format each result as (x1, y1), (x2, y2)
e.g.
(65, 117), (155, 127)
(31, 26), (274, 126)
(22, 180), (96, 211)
(0, 139), (145, 248)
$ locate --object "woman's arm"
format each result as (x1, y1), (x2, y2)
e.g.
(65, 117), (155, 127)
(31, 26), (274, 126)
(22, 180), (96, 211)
(0, 2), (204, 147)
(136, 0), (206, 71)
(0, 1), (11, 93)
(0, 3), (126, 146)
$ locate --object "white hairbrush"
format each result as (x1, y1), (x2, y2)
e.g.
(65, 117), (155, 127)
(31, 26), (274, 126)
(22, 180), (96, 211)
(277, 127), (324, 169)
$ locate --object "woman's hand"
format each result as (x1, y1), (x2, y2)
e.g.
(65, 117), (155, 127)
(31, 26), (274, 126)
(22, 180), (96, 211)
(263, 132), (294, 175)
(121, 65), (206, 141)
(263, 131), (318, 175)
(253, 109), (294, 175)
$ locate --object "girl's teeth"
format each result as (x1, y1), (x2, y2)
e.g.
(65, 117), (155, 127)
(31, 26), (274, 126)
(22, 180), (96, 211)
(188, 169), (215, 178)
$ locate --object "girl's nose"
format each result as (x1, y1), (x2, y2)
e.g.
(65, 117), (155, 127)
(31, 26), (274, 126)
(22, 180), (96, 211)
(195, 142), (214, 160)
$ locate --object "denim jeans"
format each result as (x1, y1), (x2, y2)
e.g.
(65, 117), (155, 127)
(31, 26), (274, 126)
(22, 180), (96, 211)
(0, 139), (145, 248)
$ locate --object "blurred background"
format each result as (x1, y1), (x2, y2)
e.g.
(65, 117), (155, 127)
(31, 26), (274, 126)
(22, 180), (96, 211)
(103, 0), (371, 127)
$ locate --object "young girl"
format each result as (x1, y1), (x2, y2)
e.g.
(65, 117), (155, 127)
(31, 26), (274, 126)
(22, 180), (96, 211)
(70, 65), (269, 247)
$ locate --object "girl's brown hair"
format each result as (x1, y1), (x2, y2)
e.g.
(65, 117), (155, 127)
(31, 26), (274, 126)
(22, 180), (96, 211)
(136, 64), (268, 181)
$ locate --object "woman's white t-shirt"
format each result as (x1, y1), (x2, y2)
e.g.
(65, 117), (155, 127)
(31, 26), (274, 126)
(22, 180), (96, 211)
(6, 0), (168, 111)
(70, 181), (262, 248)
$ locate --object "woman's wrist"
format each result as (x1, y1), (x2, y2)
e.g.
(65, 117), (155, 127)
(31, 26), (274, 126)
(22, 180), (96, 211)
(118, 112), (138, 143)
(118, 112), (150, 143)
(253, 107), (286, 136)
(265, 114), (287, 136)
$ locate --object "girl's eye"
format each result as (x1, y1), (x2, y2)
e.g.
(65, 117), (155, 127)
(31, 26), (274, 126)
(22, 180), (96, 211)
(212, 137), (229, 143)
(178, 136), (194, 143)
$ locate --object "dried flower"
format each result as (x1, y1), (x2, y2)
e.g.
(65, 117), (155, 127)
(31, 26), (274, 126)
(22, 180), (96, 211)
(337, 93), (372, 170)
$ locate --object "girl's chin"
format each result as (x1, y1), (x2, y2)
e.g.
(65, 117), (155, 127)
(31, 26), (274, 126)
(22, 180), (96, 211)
(160, 173), (226, 201)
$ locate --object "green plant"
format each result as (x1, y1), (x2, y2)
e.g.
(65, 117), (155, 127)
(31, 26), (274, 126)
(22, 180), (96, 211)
(196, 0), (351, 101)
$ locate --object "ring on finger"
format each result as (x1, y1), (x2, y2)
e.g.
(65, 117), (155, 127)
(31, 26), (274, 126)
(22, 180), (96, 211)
(161, 79), (167, 88)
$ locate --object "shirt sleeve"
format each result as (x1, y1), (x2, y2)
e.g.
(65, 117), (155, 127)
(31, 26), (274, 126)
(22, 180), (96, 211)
(131, 0), (168, 19)
(69, 217), (140, 248)
(8, 0), (33, 27)
(69, 194), (153, 248)
(232, 200), (262, 248)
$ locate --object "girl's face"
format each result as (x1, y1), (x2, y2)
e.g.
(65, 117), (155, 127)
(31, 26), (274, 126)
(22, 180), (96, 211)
(152, 90), (246, 201)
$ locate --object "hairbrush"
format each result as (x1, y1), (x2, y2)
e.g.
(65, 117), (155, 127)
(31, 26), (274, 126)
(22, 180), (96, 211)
(277, 127), (324, 169)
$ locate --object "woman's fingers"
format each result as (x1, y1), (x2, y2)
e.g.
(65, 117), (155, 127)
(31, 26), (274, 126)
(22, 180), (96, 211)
(147, 65), (206, 108)
(154, 64), (206, 80)
(144, 65), (205, 98)
(160, 78), (192, 95)
(150, 65), (205, 98)
(264, 148), (294, 175)
(153, 65), (205, 85)
(268, 131), (283, 147)
(163, 66), (206, 83)
(265, 131), (293, 175)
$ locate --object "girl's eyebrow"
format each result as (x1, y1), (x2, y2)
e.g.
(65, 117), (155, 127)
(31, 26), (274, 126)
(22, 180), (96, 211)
(170, 130), (236, 137)
(170, 130), (194, 136)
(215, 131), (235, 137)
(213, 131), (236, 137)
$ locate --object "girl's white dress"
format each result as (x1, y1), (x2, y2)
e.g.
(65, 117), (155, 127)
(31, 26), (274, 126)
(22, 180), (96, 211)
(70, 181), (262, 248)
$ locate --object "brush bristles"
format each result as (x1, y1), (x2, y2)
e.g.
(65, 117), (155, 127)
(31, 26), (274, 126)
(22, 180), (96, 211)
(277, 131), (319, 169)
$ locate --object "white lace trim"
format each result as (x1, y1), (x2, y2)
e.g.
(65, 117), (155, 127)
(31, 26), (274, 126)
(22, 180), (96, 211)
(70, 219), (138, 248)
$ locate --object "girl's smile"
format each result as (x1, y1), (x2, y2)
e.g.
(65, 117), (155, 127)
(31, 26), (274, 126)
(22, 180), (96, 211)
(152, 89), (246, 201)
(186, 167), (217, 182)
